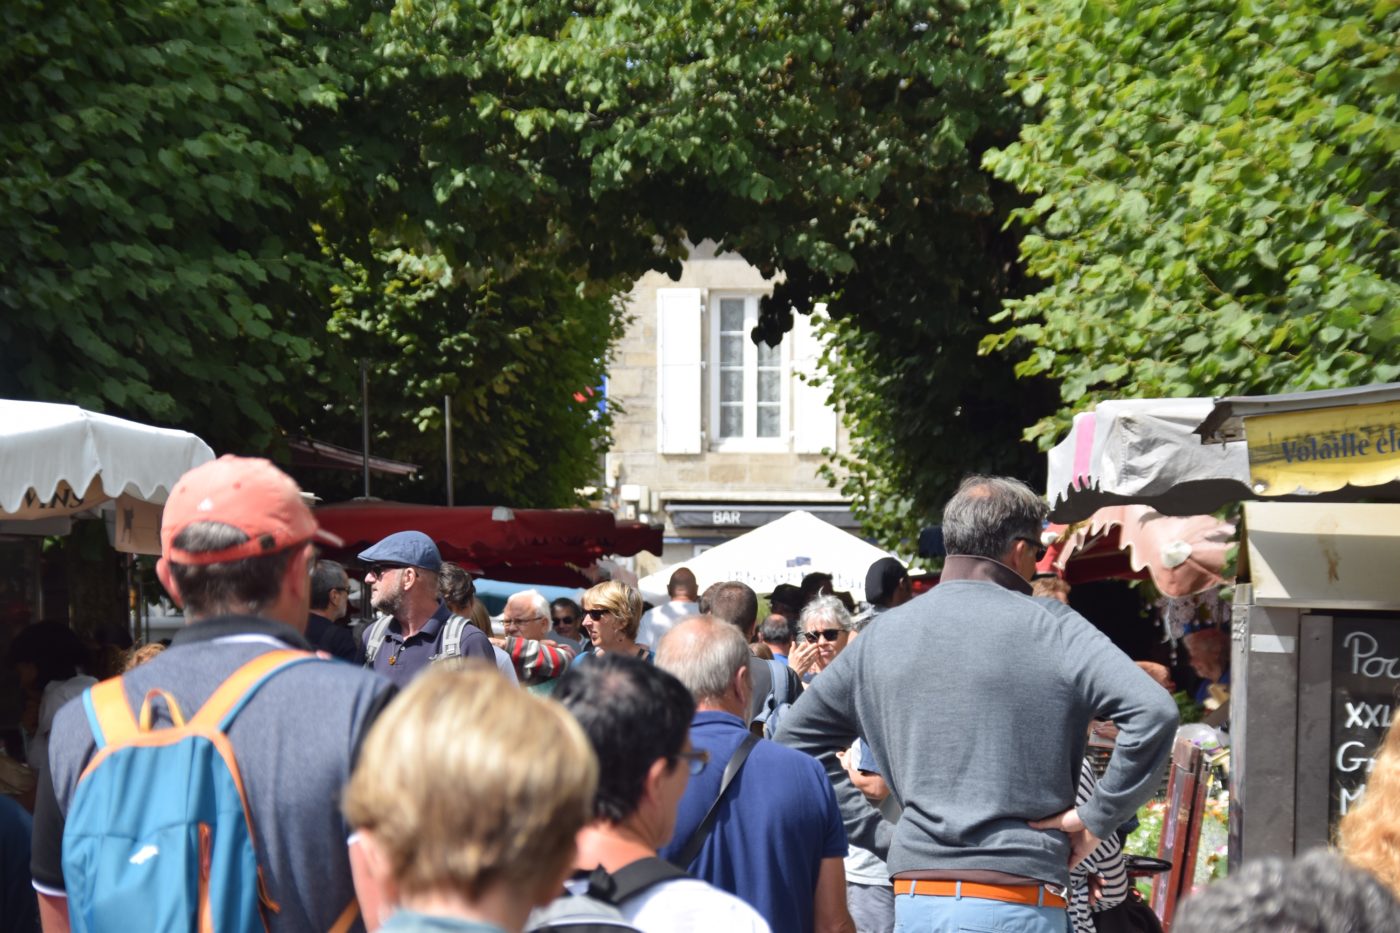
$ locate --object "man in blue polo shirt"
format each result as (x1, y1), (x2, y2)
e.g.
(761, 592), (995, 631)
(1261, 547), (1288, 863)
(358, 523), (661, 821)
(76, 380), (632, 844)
(657, 616), (852, 933)
(359, 530), (493, 686)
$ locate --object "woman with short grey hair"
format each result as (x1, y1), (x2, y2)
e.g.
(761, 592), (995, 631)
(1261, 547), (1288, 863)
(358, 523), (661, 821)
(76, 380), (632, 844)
(790, 594), (853, 682)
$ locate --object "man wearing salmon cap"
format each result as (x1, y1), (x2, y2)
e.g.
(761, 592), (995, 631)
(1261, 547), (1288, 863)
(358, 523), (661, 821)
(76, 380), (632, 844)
(31, 455), (394, 933)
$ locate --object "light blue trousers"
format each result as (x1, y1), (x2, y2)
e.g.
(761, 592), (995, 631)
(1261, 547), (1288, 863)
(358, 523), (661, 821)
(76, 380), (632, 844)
(893, 890), (1070, 933)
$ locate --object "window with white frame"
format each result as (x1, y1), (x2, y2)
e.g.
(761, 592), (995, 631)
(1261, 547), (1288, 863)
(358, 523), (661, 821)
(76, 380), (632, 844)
(655, 286), (837, 455)
(713, 295), (785, 446)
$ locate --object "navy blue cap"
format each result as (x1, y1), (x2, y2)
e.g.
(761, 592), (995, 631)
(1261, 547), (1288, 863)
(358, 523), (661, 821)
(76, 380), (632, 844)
(358, 530), (442, 572)
(865, 557), (908, 606)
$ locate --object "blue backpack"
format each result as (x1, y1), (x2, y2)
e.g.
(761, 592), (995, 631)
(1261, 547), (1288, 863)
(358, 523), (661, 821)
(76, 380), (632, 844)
(60, 649), (357, 933)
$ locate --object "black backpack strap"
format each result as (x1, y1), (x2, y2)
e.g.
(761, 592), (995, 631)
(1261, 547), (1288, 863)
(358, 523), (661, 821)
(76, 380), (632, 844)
(672, 733), (760, 869)
(586, 857), (690, 905)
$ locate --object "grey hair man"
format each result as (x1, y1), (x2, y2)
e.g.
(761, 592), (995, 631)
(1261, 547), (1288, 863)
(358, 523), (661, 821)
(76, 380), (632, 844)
(776, 475), (1178, 933)
(656, 617), (853, 933)
(495, 588), (577, 693)
(306, 559), (359, 663)
(758, 613), (794, 660)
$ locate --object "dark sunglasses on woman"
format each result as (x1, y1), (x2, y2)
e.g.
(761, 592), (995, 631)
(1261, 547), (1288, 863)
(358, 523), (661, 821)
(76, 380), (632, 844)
(803, 629), (842, 643)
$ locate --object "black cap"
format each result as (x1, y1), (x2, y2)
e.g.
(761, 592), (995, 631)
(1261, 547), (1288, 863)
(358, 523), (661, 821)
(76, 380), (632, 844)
(865, 557), (908, 606)
(769, 583), (804, 610)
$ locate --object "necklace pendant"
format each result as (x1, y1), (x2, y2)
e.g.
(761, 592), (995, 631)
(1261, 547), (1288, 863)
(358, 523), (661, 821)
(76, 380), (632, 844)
(388, 655), (397, 665)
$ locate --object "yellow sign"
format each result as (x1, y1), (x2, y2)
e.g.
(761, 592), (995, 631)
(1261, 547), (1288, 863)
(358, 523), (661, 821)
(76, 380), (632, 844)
(1245, 400), (1400, 496)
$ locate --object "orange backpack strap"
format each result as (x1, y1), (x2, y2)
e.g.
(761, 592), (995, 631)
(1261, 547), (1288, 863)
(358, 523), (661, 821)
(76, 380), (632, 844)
(85, 676), (140, 749)
(188, 649), (318, 732)
(327, 899), (360, 933)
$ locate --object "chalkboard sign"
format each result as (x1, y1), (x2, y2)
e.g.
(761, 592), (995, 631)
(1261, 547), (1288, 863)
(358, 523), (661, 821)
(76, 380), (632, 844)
(1330, 616), (1400, 824)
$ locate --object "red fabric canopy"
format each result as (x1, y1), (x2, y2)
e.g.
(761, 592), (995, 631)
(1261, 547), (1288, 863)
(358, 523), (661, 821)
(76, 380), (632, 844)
(313, 502), (663, 586)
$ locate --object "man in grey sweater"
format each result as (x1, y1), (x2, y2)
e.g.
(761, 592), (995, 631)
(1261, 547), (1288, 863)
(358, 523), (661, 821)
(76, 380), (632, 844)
(776, 475), (1178, 933)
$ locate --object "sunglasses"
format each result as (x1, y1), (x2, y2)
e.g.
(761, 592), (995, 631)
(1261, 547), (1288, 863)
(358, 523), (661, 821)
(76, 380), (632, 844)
(365, 562), (411, 580)
(554, 616), (579, 626)
(1016, 536), (1049, 562)
(676, 748), (710, 776)
(582, 608), (610, 621)
(803, 629), (843, 643)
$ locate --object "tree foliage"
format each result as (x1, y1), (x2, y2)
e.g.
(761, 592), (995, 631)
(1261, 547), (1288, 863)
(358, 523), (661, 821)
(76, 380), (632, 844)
(0, 0), (625, 507)
(0, 0), (335, 446)
(504, 0), (1056, 549)
(2, 0), (1062, 524)
(983, 0), (1400, 448)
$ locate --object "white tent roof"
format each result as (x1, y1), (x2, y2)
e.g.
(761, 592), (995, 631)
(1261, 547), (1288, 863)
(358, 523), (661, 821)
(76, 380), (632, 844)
(0, 400), (215, 517)
(638, 510), (895, 603)
(1046, 398), (1250, 524)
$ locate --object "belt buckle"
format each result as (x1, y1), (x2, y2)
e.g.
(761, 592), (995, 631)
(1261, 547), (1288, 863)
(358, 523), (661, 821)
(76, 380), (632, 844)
(1044, 882), (1067, 900)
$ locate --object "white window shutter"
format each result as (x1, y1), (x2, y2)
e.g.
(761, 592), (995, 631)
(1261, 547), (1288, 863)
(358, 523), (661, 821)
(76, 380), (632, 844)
(790, 309), (838, 453)
(656, 288), (704, 454)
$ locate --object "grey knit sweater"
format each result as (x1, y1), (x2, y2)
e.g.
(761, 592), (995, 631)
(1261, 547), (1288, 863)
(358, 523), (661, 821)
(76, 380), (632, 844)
(775, 556), (1178, 886)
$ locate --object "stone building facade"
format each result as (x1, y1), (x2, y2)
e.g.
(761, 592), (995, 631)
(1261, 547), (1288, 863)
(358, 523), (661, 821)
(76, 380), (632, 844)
(605, 241), (852, 577)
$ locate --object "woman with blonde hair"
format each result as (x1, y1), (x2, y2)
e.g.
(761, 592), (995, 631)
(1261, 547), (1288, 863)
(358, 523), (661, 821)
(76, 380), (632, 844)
(343, 666), (597, 932)
(578, 580), (651, 663)
(1339, 721), (1400, 899)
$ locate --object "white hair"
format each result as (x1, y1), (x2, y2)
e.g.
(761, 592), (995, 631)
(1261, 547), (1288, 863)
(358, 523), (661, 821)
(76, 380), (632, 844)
(801, 595), (853, 633)
(506, 588), (550, 618)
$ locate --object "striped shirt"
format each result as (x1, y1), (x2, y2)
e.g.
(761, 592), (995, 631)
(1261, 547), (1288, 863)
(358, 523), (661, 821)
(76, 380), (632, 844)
(1070, 758), (1130, 933)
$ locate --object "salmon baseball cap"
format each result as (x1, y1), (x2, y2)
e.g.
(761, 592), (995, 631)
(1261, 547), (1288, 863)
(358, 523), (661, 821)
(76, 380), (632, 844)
(160, 455), (343, 566)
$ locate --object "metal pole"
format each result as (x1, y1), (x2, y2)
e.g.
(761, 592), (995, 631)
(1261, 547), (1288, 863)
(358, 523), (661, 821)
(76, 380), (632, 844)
(361, 360), (371, 498)
(444, 394), (455, 506)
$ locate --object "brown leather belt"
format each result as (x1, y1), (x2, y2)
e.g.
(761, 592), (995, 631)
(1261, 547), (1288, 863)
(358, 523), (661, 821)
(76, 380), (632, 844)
(892, 878), (1068, 909)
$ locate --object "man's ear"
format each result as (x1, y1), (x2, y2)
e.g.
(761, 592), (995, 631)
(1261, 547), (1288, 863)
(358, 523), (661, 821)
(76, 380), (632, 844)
(734, 664), (752, 708)
(642, 756), (672, 805)
(155, 557), (184, 608)
(355, 829), (400, 923)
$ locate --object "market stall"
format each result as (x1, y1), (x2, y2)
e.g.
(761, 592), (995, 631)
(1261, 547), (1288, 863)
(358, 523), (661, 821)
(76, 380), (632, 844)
(1194, 382), (1400, 864)
(0, 400), (215, 623)
(1047, 382), (1400, 869)
(636, 509), (896, 604)
(313, 501), (662, 587)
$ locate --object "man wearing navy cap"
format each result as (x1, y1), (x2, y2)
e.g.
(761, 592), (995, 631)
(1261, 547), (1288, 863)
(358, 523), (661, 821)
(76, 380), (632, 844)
(359, 530), (493, 686)
(864, 557), (912, 620)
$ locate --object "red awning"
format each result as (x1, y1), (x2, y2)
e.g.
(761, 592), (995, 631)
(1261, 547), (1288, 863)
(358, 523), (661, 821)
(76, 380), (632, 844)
(313, 501), (663, 584)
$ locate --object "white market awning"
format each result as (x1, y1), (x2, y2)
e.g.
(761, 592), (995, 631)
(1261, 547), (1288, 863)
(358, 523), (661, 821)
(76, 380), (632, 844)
(638, 510), (895, 604)
(0, 400), (215, 552)
(1046, 398), (1252, 524)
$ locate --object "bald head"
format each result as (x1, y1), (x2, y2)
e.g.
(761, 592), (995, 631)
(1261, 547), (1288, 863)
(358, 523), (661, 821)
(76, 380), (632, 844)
(668, 567), (698, 602)
(656, 616), (751, 713)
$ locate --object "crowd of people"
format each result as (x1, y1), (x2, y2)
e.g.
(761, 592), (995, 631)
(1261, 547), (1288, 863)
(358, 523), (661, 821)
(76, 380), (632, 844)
(5, 456), (1400, 932)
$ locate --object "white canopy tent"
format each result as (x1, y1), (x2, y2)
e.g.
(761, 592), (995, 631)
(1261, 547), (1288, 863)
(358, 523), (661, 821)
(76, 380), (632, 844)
(0, 400), (215, 553)
(1045, 398), (1251, 524)
(638, 510), (896, 604)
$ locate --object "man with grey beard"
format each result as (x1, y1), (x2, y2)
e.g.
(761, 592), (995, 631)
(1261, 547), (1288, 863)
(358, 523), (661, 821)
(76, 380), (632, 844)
(359, 530), (492, 686)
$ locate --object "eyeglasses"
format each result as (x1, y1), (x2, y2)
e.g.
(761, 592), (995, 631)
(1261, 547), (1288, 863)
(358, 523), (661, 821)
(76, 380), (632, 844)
(554, 616), (579, 627)
(582, 608), (610, 621)
(365, 562), (411, 580)
(676, 748), (710, 776)
(803, 629), (843, 643)
(1015, 537), (1048, 562)
(502, 614), (546, 630)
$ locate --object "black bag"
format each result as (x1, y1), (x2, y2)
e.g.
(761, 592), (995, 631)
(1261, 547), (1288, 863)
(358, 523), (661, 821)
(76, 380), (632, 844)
(1092, 890), (1164, 933)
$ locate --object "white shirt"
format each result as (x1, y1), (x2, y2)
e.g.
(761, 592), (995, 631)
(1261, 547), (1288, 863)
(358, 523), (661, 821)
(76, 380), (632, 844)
(28, 675), (97, 775)
(636, 600), (699, 648)
(621, 877), (771, 933)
